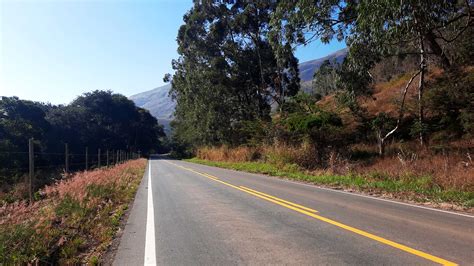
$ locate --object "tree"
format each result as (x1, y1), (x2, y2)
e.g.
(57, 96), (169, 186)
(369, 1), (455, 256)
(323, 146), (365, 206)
(371, 113), (396, 156)
(47, 90), (165, 155)
(168, 0), (300, 147)
(312, 59), (339, 97)
(352, 0), (473, 146)
(279, 93), (344, 166)
(271, 0), (473, 151)
(0, 97), (51, 184)
(1, 91), (165, 187)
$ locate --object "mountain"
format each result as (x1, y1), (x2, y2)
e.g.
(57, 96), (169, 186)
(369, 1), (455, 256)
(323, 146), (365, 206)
(129, 48), (347, 133)
(298, 48), (347, 82)
(129, 83), (174, 134)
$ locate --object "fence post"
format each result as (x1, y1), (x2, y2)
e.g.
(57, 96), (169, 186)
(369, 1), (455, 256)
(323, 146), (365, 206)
(28, 138), (34, 203)
(116, 150), (119, 165)
(98, 148), (101, 168)
(85, 146), (89, 170)
(65, 143), (69, 174)
(106, 150), (109, 167)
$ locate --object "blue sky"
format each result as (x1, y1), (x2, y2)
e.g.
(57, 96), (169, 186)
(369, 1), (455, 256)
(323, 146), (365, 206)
(1, 0), (345, 105)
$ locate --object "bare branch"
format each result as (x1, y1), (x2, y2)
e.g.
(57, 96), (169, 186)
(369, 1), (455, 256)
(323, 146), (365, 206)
(434, 19), (473, 43)
(381, 69), (422, 141)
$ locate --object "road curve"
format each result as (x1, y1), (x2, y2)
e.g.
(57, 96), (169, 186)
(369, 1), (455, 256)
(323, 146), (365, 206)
(113, 158), (474, 265)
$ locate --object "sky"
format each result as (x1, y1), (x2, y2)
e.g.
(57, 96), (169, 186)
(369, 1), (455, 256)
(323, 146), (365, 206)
(0, 0), (345, 105)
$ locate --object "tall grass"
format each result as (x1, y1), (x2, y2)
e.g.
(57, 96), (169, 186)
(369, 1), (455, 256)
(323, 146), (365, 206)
(197, 146), (261, 162)
(194, 144), (474, 208)
(0, 159), (146, 264)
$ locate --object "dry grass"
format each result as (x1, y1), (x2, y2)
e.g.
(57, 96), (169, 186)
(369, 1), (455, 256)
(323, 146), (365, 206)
(196, 144), (474, 194)
(355, 149), (474, 192)
(350, 140), (474, 191)
(365, 67), (445, 116)
(197, 146), (261, 162)
(197, 144), (322, 169)
(0, 159), (146, 264)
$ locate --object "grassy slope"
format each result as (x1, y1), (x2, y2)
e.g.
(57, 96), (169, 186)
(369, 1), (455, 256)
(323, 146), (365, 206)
(186, 158), (474, 209)
(0, 159), (146, 264)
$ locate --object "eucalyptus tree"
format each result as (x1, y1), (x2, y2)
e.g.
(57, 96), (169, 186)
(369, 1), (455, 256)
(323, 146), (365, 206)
(312, 59), (339, 97)
(168, 0), (300, 146)
(271, 0), (473, 152)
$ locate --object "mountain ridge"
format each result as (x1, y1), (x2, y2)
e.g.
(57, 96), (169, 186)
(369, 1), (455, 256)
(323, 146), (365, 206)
(129, 48), (348, 132)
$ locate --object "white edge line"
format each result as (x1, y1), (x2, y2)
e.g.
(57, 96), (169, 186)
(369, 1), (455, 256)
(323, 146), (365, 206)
(144, 161), (157, 265)
(280, 178), (474, 219)
(177, 160), (474, 219)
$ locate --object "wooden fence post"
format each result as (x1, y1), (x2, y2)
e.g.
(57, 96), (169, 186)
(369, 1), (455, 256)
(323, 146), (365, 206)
(28, 138), (34, 203)
(98, 148), (101, 168)
(65, 143), (69, 174)
(85, 146), (89, 170)
(106, 150), (109, 167)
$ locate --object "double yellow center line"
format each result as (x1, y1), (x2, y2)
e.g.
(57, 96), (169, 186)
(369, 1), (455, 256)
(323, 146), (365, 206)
(164, 161), (457, 266)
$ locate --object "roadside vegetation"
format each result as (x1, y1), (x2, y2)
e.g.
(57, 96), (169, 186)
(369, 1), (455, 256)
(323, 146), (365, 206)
(168, 1), (473, 208)
(188, 146), (474, 209)
(0, 159), (146, 264)
(0, 91), (166, 202)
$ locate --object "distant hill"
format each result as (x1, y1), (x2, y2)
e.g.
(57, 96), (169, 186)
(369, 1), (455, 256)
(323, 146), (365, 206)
(298, 48), (347, 82)
(299, 48), (347, 92)
(129, 83), (174, 134)
(129, 48), (347, 133)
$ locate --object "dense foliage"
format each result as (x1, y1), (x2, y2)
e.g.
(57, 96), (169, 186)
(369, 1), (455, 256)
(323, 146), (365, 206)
(168, 0), (299, 147)
(168, 0), (473, 160)
(0, 91), (165, 187)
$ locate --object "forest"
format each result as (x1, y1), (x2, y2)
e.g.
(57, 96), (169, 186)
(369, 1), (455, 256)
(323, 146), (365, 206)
(0, 91), (165, 200)
(167, 1), (473, 205)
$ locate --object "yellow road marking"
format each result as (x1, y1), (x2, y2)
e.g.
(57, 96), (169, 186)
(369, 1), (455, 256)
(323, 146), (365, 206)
(207, 174), (321, 216)
(239, 186), (318, 213)
(165, 162), (317, 213)
(203, 173), (219, 180)
(164, 161), (457, 266)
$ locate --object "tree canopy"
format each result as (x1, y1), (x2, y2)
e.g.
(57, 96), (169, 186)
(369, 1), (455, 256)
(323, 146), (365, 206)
(0, 91), (165, 185)
(168, 0), (300, 147)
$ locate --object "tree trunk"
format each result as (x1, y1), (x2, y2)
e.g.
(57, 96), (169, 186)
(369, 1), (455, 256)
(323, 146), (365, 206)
(418, 36), (426, 146)
(377, 70), (421, 156)
(425, 31), (451, 69)
(377, 131), (385, 156)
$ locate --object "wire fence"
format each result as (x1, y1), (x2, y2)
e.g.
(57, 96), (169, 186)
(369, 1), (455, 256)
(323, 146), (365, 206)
(0, 138), (142, 202)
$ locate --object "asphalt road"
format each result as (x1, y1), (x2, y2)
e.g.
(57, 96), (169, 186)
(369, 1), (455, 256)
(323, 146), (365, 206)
(113, 158), (474, 265)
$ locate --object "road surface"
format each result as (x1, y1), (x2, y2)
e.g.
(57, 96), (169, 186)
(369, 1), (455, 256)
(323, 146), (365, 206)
(113, 158), (474, 265)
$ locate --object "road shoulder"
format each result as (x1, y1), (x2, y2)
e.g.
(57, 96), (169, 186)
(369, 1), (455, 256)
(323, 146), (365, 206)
(103, 165), (149, 265)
